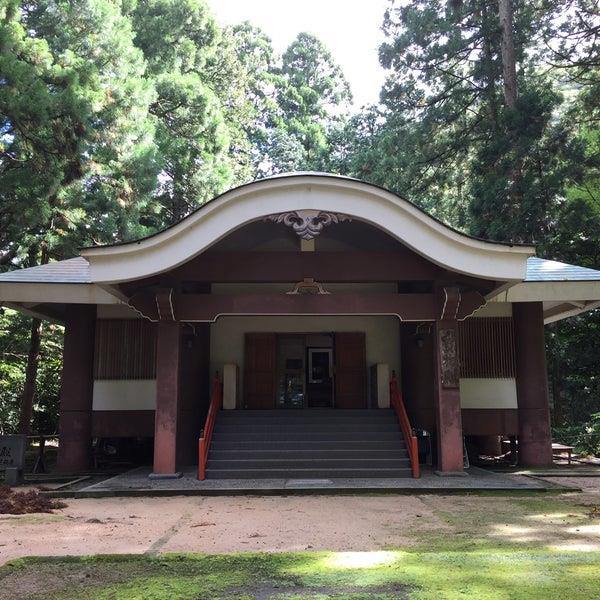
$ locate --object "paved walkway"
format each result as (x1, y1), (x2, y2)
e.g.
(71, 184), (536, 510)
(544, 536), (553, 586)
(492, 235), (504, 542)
(64, 465), (562, 497)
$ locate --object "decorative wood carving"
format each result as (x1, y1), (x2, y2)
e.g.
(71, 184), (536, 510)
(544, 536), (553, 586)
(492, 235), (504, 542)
(155, 288), (176, 321)
(439, 286), (461, 320)
(265, 210), (351, 240)
(439, 327), (459, 388)
(286, 278), (330, 295)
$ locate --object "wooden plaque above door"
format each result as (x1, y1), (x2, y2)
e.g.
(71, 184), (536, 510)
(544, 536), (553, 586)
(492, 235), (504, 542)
(334, 332), (367, 408)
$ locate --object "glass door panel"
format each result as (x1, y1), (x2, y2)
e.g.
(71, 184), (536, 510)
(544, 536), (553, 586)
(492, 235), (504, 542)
(277, 336), (305, 408)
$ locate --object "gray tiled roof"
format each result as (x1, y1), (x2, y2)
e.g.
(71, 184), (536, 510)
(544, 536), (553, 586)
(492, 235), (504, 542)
(0, 257), (91, 283)
(1, 255), (599, 285)
(526, 257), (600, 282)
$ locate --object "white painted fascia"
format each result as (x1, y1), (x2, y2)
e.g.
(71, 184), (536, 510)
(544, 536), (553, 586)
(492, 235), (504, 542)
(489, 281), (600, 303)
(0, 282), (121, 305)
(81, 176), (534, 283)
(488, 281), (600, 322)
(1, 302), (63, 324)
(543, 300), (600, 324)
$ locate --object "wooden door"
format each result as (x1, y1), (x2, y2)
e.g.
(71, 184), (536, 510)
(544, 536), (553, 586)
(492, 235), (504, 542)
(244, 333), (276, 409)
(334, 332), (367, 408)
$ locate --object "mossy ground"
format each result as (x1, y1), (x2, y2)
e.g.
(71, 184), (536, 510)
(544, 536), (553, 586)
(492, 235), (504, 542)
(1, 494), (599, 599)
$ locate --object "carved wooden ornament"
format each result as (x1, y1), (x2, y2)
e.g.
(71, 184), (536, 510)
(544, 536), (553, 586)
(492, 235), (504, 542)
(439, 327), (459, 388)
(265, 210), (352, 240)
(286, 278), (330, 295)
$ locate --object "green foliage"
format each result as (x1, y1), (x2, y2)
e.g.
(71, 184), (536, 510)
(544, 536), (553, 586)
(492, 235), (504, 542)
(553, 413), (600, 456)
(212, 22), (278, 181)
(0, 309), (62, 434)
(262, 32), (352, 174)
(1, 0), (159, 259)
(129, 0), (232, 226)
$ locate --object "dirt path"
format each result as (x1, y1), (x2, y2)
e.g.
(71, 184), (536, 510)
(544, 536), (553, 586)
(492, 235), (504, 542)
(0, 495), (443, 564)
(1, 483), (598, 565)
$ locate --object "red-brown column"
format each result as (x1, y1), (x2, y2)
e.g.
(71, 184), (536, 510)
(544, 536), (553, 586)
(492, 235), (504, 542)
(433, 319), (465, 474)
(151, 321), (182, 477)
(57, 304), (96, 473)
(513, 302), (553, 466)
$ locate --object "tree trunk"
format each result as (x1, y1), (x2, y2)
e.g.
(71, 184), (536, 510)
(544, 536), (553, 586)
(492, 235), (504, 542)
(17, 244), (49, 435)
(18, 318), (43, 435)
(498, 0), (524, 238)
(480, 2), (500, 133)
(499, 0), (517, 108)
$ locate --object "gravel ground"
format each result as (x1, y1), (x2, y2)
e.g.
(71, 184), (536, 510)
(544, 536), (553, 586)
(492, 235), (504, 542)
(0, 494), (446, 564)
(1, 476), (599, 565)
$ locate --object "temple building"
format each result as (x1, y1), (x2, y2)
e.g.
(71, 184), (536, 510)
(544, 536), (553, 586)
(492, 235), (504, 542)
(2, 174), (599, 479)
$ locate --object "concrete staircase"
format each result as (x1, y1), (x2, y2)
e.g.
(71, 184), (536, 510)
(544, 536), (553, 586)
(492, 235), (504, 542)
(206, 409), (412, 479)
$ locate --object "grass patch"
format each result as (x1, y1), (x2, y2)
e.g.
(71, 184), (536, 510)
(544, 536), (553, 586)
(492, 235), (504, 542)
(1, 547), (599, 599)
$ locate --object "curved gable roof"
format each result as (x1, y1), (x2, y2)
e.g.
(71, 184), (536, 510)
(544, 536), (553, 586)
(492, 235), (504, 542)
(81, 173), (535, 283)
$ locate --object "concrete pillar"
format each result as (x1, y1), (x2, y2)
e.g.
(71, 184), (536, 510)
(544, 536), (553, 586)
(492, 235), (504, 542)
(57, 304), (96, 472)
(433, 320), (465, 474)
(513, 302), (553, 466)
(151, 321), (182, 478)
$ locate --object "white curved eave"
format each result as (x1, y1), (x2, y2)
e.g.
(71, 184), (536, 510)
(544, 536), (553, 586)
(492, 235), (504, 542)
(81, 176), (534, 283)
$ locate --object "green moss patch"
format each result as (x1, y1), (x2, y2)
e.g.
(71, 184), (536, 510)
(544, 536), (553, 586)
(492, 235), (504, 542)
(1, 547), (599, 600)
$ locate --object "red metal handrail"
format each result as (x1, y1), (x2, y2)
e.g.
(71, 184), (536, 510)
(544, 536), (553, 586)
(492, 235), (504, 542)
(198, 374), (223, 480)
(389, 372), (420, 478)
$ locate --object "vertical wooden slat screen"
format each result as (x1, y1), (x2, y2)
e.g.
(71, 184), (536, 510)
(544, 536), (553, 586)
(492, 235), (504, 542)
(458, 317), (516, 378)
(94, 319), (157, 379)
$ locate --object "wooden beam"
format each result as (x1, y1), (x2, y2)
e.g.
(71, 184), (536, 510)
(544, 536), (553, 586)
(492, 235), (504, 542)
(170, 251), (442, 283)
(130, 292), (439, 322)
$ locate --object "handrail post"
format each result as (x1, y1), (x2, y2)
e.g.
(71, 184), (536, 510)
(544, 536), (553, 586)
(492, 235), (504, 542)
(389, 372), (420, 479)
(197, 372), (222, 481)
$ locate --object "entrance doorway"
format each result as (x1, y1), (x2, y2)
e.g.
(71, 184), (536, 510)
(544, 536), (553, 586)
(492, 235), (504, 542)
(276, 334), (334, 408)
(244, 331), (366, 409)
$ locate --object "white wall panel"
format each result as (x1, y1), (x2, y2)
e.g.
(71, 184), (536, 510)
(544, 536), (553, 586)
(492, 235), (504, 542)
(459, 378), (518, 409)
(92, 379), (156, 411)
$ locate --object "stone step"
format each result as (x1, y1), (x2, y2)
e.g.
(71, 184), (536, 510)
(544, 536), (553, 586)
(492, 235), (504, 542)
(205, 467), (413, 479)
(207, 457), (411, 470)
(218, 409), (395, 417)
(216, 413), (398, 426)
(206, 408), (411, 479)
(213, 423), (401, 433)
(212, 431), (402, 442)
(209, 448), (409, 460)
(210, 440), (406, 451)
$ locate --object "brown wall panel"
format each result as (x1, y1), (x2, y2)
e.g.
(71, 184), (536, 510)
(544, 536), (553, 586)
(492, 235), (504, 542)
(92, 410), (155, 438)
(461, 409), (518, 435)
(94, 319), (157, 380)
(459, 317), (515, 378)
